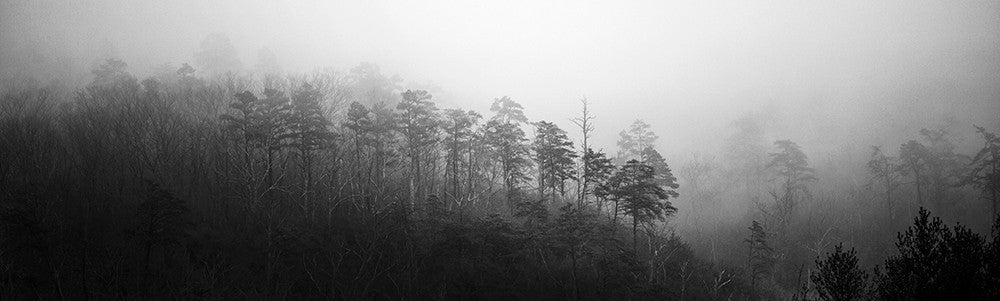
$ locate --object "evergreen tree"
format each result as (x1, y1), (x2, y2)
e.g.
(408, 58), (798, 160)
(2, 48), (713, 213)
(899, 140), (930, 206)
(605, 159), (678, 252)
(396, 90), (441, 209)
(90, 58), (138, 89)
(918, 128), (966, 212)
(768, 140), (816, 212)
(746, 220), (775, 298)
(344, 101), (376, 214)
(874, 207), (989, 300)
(967, 125), (1000, 218)
(810, 243), (867, 301)
(344, 102), (373, 181)
(370, 101), (399, 188)
(443, 109), (481, 205)
(283, 83), (335, 210)
(639, 146), (680, 190)
(220, 89), (292, 188)
(616, 119), (658, 160)
(725, 114), (767, 188)
(867, 145), (902, 221)
(257, 88), (293, 187)
(489, 96), (529, 124)
(987, 215), (1000, 299)
(583, 149), (615, 210)
(193, 33), (242, 75)
(532, 121), (578, 199)
(484, 97), (531, 212)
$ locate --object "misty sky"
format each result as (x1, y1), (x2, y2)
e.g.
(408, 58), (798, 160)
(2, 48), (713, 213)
(2, 0), (998, 163)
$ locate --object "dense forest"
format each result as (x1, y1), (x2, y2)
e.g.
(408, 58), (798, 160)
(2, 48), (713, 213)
(1, 35), (998, 299)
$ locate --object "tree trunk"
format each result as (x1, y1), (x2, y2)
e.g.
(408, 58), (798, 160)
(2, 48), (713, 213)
(468, 144), (475, 207)
(992, 151), (998, 218)
(266, 149), (274, 189)
(913, 166), (923, 207)
(409, 151), (417, 210)
(632, 213), (639, 253)
(571, 251), (580, 301)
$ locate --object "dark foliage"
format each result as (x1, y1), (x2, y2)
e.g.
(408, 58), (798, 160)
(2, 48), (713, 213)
(810, 244), (867, 301)
(874, 207), (991, 300)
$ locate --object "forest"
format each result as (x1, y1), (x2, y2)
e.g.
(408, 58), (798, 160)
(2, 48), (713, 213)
(2, 0), (1000, 300)
(1, 44), (998, 299)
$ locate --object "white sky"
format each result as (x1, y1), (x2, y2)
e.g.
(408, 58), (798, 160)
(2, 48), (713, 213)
(2, 0), (998, 161)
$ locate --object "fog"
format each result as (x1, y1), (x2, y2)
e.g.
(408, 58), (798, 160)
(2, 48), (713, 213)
(5, 0), (997, 156)
(2, 0), (999, 299)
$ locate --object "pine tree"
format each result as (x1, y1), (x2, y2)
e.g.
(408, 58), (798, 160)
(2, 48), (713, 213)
(489, 96), (528, 124)
(810, 243), (867, 301)
(90, 58), (138, 89)
(443, 109), (481, 206)
(616, 119), (658, 160)
(344, 102), (373, 185)
(768, 140), (816, 213)
(899, 140), (930, 207)
(257, 88), (293, 187)
(725, 114), (767, 188)
(484, 97), (531, 212)
(746, 220), (775, 298)
(370, 101), (399, 190)
(967, 125), (1000, 218)
(283, 83), (335, 211)
(532, 121), (578, 199)
(639, 147), (680, 190)
(396, 90), (441, 209)
(918, 128), (965, 212)
(605, 159), (678, 252)
(583, 149), (615, 210)
(220, 89), (291, 189)
(874, 207), (989, 300)
(867, 146), (902, 221)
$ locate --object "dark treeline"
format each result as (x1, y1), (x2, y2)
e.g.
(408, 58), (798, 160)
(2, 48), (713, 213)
(2, 52), (999, 300)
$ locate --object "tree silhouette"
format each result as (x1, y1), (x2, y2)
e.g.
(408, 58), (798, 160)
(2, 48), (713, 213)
(193, 33), (242, 75)
(443, 109), (481, 206)
(918, 128), (965, 212)
(484, 97), (531, 212)
(768, 140), (816, 213)
(867, 146), (902, 221)
(810, 243), (867, 301)
(639, 146), (680, 190)
(899, 140), (930, 207)
(605, 159), (678, 252)
(221, 89), (292, 188)
(874, 207), (989, 300)
(967, 125), (1000, 218)
(283, 83), (335, 211)
(136, 180), (190, 278)
(746, 220), (775, 298)
(90, 58), (138, 89)
(258, 88), (293, 187)
(489, 96), (528, 124)
(583, 148), (615, 211)
(396, 90), (441, 209)
(725, 114), (767, 188)
(532, 121), (577, 199)
(616, 119), (658, 160)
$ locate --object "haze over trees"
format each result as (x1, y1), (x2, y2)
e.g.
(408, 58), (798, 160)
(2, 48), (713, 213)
(1, 1), (999, 299)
